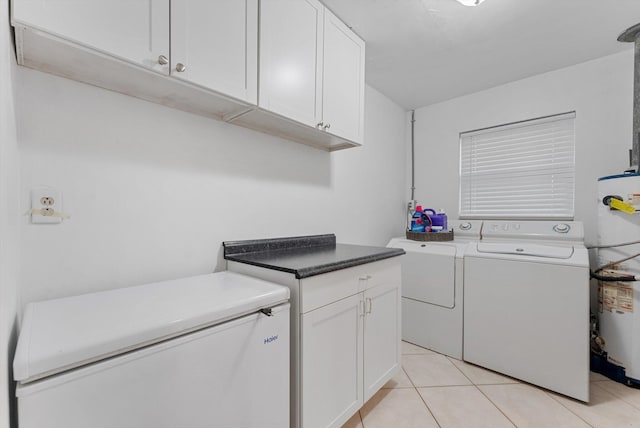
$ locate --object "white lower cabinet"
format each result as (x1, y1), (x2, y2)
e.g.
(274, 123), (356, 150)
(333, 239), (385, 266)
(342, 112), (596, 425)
(228, 257), (401, 428)
(302, 293), (363, 428)
(363, 282), (401, 402)
(302, 281), (401, 428)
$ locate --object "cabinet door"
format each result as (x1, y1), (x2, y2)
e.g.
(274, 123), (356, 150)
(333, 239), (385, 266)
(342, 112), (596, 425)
(171, 0), (258, 103)
(12, 0), (170, 75)
(259, 0), (323, 127)
(363, 282), (401, 402)
(301, 293), (363, 428)
(322, 9), (366, 144)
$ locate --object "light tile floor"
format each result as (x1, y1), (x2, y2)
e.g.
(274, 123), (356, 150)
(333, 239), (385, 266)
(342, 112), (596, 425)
(342, 341), (640, 428)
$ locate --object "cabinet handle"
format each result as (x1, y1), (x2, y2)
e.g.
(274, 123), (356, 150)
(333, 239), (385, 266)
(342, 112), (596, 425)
(316, 121), (324, 129)
(323, 123), (331, 130)
(359, 300), (365, 317)
(366, 298), (372, 314)
(176, 63), (187, 73)
(158, 55), (169, 65)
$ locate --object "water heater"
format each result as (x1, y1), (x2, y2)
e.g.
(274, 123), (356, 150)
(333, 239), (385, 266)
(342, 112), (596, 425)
(596, 173), (640, 385)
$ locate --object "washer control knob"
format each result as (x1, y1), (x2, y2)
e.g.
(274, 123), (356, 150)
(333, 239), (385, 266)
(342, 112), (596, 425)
(553, 223), (571, 233)
(459, 222), (472, 230)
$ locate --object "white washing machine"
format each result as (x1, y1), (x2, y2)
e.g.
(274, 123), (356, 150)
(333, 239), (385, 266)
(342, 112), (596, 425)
(463, 221), (590, 402)
(387, 220), (482, 359)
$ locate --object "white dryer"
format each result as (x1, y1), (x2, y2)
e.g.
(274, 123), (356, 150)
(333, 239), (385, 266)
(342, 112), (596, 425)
(463, 221), (590, 402)
(387, 220), (482, 359)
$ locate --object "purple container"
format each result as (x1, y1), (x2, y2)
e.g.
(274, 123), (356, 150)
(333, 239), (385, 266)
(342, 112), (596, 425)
(424, 208), (447, 231)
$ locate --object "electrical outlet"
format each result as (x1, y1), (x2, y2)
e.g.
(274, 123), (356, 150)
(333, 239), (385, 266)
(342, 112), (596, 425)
(31, 187), (62, 224)
(408, 200), (417, 211)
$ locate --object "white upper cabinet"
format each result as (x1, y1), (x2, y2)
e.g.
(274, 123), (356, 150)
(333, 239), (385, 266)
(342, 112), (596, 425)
(259, 0), (365, 145)
(259, 0), (324, 128)
(11, 0), (365, 150)
(170, 0), (258, 104)
(12, 0), (170, 75)
(322, 9), (366, 145)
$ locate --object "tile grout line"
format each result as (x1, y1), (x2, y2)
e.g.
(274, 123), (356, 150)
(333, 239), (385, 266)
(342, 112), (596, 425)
(445, 355), (474, 384)
(413, 385), (442, 428)
(400, 344), (619, 428)
(356, 410), (363, 427)
(473, 385), (519, 428)
(447, 354), (593, 428)
(401, 365), (442, 428)
(446, 359), (520, 428)
(542, 388), (594, 428)
(404, 345), (524, 427)
(403, 348), (470, 427)
(415, 383), (482, 388)
(592, 381), (640, 411)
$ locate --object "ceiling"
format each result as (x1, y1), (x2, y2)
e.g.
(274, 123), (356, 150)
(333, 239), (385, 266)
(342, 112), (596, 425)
(322, 0), (640, 110)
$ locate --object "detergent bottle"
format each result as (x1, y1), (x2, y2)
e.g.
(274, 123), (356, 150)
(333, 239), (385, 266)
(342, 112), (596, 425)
(411, 205), (426, 232)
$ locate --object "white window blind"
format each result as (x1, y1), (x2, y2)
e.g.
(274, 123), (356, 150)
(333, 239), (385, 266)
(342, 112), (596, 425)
(459, 112), (575, 219)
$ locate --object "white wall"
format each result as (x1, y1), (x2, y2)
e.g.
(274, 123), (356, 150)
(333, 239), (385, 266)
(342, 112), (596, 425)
(16, 69), (407, 305)
(412, 50), (634, 246)
(0, 0), (20, 426)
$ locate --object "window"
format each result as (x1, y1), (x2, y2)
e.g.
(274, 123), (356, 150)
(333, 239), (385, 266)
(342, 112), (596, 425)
(459, 112), (575, 219)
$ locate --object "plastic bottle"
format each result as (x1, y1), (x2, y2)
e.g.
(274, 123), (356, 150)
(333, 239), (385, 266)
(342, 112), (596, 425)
(411, 205), (426, 232)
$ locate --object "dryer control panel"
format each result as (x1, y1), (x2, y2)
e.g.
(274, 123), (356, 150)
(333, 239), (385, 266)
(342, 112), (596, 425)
(481, 221), (584, 243)
(449, 220), (483, 240)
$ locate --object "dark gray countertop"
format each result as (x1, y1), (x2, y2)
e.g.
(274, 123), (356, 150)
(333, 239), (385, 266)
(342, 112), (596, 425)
(223, 234), (405, 279)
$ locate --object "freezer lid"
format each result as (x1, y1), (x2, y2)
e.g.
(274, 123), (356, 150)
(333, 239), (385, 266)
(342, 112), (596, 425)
(13, 271), (289, 383)
(476, 242), (574, 259)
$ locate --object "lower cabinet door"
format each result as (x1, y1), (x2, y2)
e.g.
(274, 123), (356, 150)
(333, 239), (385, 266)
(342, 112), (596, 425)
(363, 282), (401, 402)
(301, 293), (363, 428)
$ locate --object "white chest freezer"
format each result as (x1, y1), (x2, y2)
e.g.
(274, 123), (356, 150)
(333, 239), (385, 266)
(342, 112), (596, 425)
(14, 271), (290, 428)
